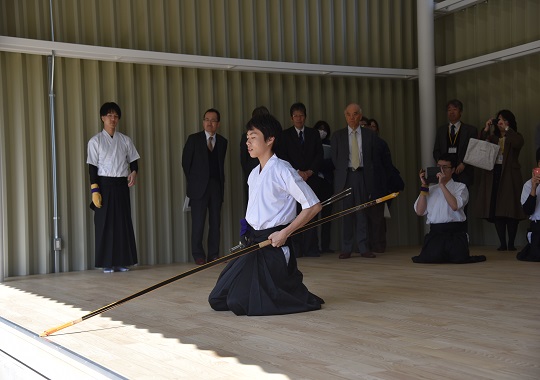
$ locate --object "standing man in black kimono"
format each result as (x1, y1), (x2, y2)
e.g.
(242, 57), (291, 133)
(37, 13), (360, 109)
(87, 102), (140, 273)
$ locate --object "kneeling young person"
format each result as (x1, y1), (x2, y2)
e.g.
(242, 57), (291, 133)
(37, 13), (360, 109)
(412, 153), (486, 264)
(208, 114), (324, 315)
(517, 148), (540, 262)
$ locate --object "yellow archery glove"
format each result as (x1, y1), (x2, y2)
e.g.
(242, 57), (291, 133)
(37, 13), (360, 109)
(91, 183), (102, 208)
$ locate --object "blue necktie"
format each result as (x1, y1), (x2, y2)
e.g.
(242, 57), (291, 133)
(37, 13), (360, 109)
(299, 130), (304, 145)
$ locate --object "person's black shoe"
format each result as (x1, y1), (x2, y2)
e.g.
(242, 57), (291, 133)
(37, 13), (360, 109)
(497, 245), (507, 251)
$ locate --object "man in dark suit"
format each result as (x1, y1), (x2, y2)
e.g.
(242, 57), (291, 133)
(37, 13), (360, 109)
(279, 102), (324, 257)
(182, 108), (228, 265)
(365, 118), (405, 254)
(433, 99), (477, 188)
(331, 103), (376, 259)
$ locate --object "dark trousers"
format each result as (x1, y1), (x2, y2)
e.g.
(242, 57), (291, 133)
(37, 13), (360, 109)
(365, 202), (386, 253)
(319, 178), (334, 251)
(341, 169), (369, 254)
(292, 204), (320, 257)
(291, 175), (323, 257)
(190, 178), (222, 261)
(494, 217), (519, 249)
(517, 221), (540, 261)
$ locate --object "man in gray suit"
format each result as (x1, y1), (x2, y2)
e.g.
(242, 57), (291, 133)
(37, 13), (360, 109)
(433, 99), (477, 188)
(331, 103), (376, 259)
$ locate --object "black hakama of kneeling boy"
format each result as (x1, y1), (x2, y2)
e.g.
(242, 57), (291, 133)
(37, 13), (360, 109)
(209, 226), (324, 316)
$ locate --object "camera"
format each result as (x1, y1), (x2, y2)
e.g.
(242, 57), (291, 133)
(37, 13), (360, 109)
(534, 168), (540, 176)
(491, 118), (498, 126)
(425, 167), (440, 184)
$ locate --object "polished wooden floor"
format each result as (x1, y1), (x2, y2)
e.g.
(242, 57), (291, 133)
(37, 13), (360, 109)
(1, 246), (539, 379)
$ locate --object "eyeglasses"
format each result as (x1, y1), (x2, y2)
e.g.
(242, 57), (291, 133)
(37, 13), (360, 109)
(436, 165), (452, 170)
(203, 118), (219, 123)
(106, 114), (119, 119)
(292, 114), (305, 118)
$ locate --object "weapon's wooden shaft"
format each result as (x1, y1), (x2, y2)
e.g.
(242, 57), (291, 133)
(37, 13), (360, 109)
(40, 192), (398, 337)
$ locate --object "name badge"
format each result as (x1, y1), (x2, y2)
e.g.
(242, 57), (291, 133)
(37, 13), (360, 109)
(448, 147), (457, 154)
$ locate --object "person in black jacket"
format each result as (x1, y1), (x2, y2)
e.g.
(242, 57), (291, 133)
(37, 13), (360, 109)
(365, 118), (404, 253)
(182, 108), (228, 265)
(240, 106), (270, 205)
(331, 104), (376, 259)
(314, 120), (335, 253)
(279, 102), (324, 257)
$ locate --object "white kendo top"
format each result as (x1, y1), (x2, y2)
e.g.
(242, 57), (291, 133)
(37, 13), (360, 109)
(246, 154), (320, 263)
(87, 130), (140, 177)
(414, 179), (468, 224)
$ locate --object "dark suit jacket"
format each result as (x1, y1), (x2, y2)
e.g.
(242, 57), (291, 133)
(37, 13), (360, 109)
(279, 126), (323, 173)
(182, 131), (228, 201)
(279, 126), (324, 194)
(373, 136), (404, 198)
(331, 126), (376, 199)
(433, 122), (477, 186)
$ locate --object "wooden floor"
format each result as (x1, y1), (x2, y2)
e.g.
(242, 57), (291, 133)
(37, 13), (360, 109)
(1, 246), (539, 379)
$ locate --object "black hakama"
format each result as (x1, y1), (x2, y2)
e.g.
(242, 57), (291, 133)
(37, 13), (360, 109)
(209, 226), (324, 316)
(517, 221), (540, 262)
(412, 222), (486, 264)
(92, 177), (138, 268)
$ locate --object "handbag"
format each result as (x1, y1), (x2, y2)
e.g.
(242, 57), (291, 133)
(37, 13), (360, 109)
(463, 138), (500, 171)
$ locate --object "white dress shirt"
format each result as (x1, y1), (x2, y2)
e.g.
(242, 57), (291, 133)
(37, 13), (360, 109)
(414, 179), (468, 224)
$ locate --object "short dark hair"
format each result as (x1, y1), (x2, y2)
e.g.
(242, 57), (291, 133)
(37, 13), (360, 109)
(446, 99), (463, 112)
(438, 153), (458, 168)
(204, 108), (220, 122)
(246, 114), (283, 151)
(313, 120), (331, 136)
(367, 118), (379, 132)
(100, 102), (122, 119)
(252, 106), (270, 117)
(289, 102), (306, 117)
(497, 109), (517, 131)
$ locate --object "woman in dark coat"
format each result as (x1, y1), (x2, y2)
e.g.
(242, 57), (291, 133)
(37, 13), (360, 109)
(313, 120), (334, 252)
(475, 109), (526, 250)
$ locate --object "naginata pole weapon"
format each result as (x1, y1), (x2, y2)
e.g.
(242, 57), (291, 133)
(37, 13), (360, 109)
(39, 191), (398, 337)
